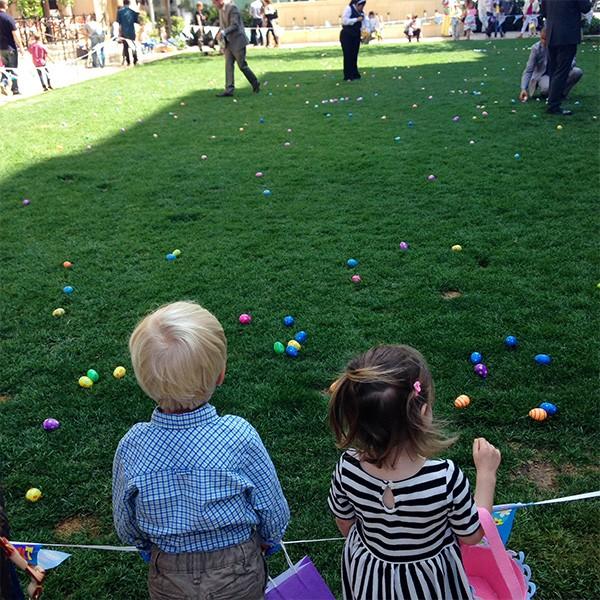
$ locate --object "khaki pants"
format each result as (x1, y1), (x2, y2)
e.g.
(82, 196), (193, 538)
(530, 68), (583, 99)
(224, 45), (258, 94)
(148, 535), (267, 600)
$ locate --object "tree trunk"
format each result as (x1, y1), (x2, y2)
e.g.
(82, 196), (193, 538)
(163, 0), (172, 37)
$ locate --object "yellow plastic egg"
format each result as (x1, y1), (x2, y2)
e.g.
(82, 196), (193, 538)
(451, 245), (463, 252)
(25, 488), (42, 502)
(454, 394), (471, 409)
(529, 408), (548, 421)
(556, 125), (563, 130)
(287, 340), (301, 351)
(79, 376), (93, 388)
(113, 366), (126, 379)
(172, 249), (181, 257)
(52, 308), (65, 317)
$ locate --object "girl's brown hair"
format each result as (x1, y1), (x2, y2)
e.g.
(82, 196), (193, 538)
(328, 345), (455, 467)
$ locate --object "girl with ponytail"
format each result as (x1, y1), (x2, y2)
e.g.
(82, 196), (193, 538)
(328, 345), (501, 600)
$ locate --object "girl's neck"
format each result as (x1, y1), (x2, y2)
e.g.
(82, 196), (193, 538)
(360, 448), (426, 481)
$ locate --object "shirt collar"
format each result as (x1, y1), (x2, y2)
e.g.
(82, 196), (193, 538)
(151, 403), (218, 430)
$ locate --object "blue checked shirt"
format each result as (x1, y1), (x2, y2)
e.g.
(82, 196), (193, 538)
(112, 403), (290, 553)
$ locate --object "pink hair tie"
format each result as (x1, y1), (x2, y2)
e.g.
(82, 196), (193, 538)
(413, 381), (421, 394)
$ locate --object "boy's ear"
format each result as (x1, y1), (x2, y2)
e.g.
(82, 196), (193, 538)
(216, 369), (226, 386)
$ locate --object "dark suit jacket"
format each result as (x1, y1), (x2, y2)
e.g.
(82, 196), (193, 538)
(541, 0), (592, 46)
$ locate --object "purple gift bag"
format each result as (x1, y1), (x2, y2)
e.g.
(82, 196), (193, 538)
(265, 544), (335, 600)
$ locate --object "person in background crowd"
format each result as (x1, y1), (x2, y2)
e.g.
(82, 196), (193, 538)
(519, 0), (539, 38)
(28, 33), (53, 90)
(263, 0), (279, 47)
(519, 28), (583, 104)
(0, 0), (23, 95)
(464, 1), (477, 40)
(340, 0), (366, 81)
(450, 1), (463, 41)
(214, 0), (260, 96)
(249, 0), (264, 46)
(193, 2), (206, 51)
(542, 0), (591, 115)
(117, 0), (139, 66)
(85, 15), (105, 67)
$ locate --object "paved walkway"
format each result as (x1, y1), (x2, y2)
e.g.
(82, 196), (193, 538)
(0, 31), (528, 106)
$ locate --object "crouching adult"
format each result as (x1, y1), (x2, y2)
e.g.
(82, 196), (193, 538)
(519, 28), (583, 103)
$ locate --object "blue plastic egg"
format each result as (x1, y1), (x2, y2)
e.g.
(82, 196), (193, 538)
(534, 354), (552, 365)
(63, 285), (74, 295)
(166, 253), (176, 261)
(294, 331), (308, 344)
(347, 258), (358, 268)
(504, 335), (518, 348)
(408, 120), (415, 127)
(539, 402), (558, 416)
(259, 117), (265, 124)
(283, 315), (295, 327)
(263, 189), (272, 197)
(470, 352), (483, 364)
(285, 345), (299, 357)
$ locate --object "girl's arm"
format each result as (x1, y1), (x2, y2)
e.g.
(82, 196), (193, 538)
(335, 517), (355, 537)
(472, 437), (501, 514)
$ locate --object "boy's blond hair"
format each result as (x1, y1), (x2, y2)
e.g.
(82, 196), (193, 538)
(129, 301), (227, 411)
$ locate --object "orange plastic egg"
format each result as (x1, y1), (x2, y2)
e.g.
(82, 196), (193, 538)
(454, 394), (471, 409)
(63, 261), (72, 268)
(528, 408), (548, 421)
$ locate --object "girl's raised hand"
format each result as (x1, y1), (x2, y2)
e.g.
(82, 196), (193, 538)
(472, 438), (501, 475)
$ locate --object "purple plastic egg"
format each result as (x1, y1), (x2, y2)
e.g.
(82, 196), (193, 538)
(474, 363), (488, 378)
(43, 418), (60, 431)
(22, 199), (31, 206)
(399, 241), (409, 251)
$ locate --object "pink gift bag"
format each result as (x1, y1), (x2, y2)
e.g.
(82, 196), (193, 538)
(462, 508), (536, 600)
(265, 543), (336, 600)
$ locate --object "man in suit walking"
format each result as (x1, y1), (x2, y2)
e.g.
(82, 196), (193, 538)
(541, 0), (591, 115)
(214, 0), (260, 97)
(519, 28), (583, 102)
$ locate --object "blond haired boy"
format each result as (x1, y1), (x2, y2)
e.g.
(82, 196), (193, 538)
(112, 301), (289, 599)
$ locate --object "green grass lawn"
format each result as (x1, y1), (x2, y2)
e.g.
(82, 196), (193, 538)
(0, 39), (599, 599)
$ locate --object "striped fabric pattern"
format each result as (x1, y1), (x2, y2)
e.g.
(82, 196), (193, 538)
(328, 452), (480, 600)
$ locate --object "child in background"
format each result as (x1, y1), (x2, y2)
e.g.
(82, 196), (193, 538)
(113, 301), (290, 600)
(27, 34), (52, 91)
(328, 345), (501, 600)
(464, 1), (478, 39)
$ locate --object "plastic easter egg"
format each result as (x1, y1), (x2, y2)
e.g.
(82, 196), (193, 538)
(347, 258), (359, 268)
(52, 308), (65, 318)
(25, 488), (42, 502)
(514, 153), (521, 160)
(63, 261), (73, 268)
(283, 315), (295, 327)
(556, 125), (563, 130)
(285, 345), (299, 358)
(399, 241), (409, 251)
(263, 189), (272, 197)
(474, 363), (488, 378)
(239, 313), (252, 325)
(166, 253), (176, 261)
(351, 274), (362, 283)
(294, 331), (308, 344)
(22, 199), (31, 206)
(172, 249), (181, 257)
(63, 286), (74, 295)
(534, 354), (552, 365)
(538, 402), (558, 416)
(43, 418), (60, 431)
(259, 117), (265, 124)
(255, 172), (264, 178)
(287, 340), (301, 351)
(201, 154), (208, 160)
(273, 342), (285, 354)
(529, 407), (548, 421)
(86, 369), (99, 383)
(452, 115), (460, 122)
(451, 245), (462, 252)
(469, 352), (482, 364)
(454, 394), (471, 409)
(79, 376), (93, 388)
(113, 366), (126, 379)
(504, 335), (518, 348)
(427, 174), (436, 181)
(407, 120), (414, 127)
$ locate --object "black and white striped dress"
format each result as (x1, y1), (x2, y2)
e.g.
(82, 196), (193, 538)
(328, 451), (480, 600)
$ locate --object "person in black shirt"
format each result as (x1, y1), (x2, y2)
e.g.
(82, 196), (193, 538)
(0, 0), (23, 95)
(340, 0), (366, 82)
